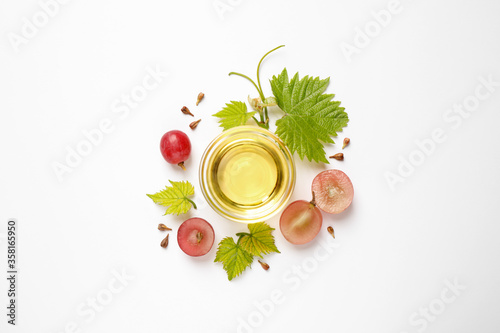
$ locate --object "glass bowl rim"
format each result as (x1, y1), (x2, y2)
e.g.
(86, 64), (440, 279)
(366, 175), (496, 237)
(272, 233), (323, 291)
(199, 125), (296, 223)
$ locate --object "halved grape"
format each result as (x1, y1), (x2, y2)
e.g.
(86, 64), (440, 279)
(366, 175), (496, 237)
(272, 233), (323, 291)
(280, 200), (323, 245)
(312, 169), (354, 214)
(177, 218), (215, 256)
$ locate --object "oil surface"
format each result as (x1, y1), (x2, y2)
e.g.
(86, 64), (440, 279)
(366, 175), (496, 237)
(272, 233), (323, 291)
(217, 144), (278, 205)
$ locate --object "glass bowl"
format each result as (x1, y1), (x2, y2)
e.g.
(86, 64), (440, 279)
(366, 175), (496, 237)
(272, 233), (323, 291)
(199, 126), (296, 223)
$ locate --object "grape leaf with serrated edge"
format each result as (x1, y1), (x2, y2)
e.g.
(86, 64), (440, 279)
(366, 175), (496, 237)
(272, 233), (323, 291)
(270, 68), (349, 163)
(237, 222), (280, 258)
(214, 237), (254, 281)
(146, 180), (196, 215)
(212, 101), (257, 131)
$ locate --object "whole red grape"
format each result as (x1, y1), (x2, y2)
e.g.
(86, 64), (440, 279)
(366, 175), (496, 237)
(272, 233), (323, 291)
(160, 130), (191, 170)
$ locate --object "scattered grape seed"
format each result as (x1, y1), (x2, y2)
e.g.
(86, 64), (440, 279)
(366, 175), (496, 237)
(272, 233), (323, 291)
(160, 234), (169, 248)
(189, 119), (201, 130)
(158, 223), (172, 231)
(327, 226), (335, 238)
(196, 92), (205, 106)
(342, 138), (350, 149)
(181, 106), (194, 117)
(329, 153), (344, 161)
(258, 260), (270, 271)
(196, 231), (204, 243)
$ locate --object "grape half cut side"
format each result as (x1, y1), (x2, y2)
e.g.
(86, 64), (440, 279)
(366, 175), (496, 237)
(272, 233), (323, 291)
(312, 169), (354, 214)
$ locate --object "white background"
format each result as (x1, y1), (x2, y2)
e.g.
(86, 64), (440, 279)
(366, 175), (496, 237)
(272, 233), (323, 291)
(1, 0), (500, 332)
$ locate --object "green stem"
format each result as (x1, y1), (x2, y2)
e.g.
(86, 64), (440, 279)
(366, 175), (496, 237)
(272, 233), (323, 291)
(256, 45), (285, 101)
(256, 45), (285, 129)
(228, 72), (261, 97)
(252, 116), (261, 126)
(186, 198), (197, 209)
(229, 45), (284, 130)
(228, 72), (265, 123)
(235, 233), (249, 246)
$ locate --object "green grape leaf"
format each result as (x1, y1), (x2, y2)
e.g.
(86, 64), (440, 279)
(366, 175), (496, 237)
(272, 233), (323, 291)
(214, 237), (254, 281)
(270, 68), (349, 163)
(238, 222), (280, 258)
(213, 101), (257, 131)
(146, 180), (197, 215)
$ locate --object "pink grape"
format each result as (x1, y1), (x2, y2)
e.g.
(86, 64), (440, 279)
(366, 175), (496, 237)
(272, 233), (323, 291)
(177, 218), (215, 257)
(312, 169), (354, 214)
(280, 200), (323, 245)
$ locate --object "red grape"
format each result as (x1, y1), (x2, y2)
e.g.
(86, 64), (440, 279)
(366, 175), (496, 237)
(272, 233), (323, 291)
(160, 130), (191, 170)
(177, 218), (215, 256)
(312, 169), (354, 214)
(280, 200), (323, 245)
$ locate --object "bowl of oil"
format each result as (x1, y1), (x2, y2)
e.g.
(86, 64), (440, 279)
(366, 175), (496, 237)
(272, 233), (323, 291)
(199, 126), (296, 223)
